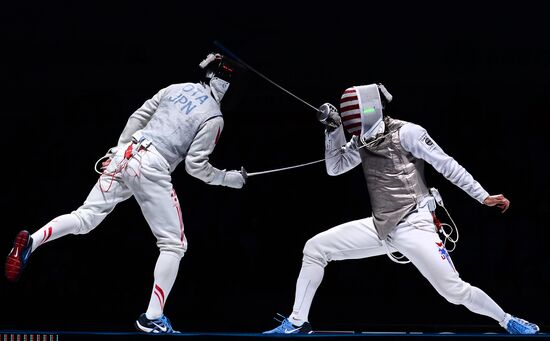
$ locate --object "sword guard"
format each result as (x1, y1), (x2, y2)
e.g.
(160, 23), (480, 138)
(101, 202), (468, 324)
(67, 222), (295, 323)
(240, 166), (248, 183)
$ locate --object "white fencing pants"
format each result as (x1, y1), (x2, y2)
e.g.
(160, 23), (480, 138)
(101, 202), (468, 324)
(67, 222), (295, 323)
(72, 143), (187, 257)
(289, 205), (506, 325)
(30, 142), (187, 317)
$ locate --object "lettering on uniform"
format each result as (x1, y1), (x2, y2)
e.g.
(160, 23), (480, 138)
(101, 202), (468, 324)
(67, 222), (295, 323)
(419, 131), (437, 151)
(167, 84), (213, 115)
(182, 84), (195, 92)
(167, 93), (197, 115)
(185, 85), (208, 104)
(196, 95), (208, 105)
(180, 100), (196, 115)
(435, 242), (456, 272)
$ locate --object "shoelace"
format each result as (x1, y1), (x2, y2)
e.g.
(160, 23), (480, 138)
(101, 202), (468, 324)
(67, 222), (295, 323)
(273, 313), (287, 323)
(271, 313), (296, 331)
(152, 315), (175, 333)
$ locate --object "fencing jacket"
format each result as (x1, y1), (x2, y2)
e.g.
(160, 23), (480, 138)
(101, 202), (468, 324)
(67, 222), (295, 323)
(115, 82), (226, 184)
(325, 117), (489, 240)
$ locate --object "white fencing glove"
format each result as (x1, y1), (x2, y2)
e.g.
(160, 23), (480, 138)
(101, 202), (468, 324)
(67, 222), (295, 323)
(317, 103), (342, 130)
(221, 169), (246, 189)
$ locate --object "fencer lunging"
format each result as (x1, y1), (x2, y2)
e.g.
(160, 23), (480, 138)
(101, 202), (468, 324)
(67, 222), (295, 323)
(264, 84), (539, 335)
(5, 53), (246, 334)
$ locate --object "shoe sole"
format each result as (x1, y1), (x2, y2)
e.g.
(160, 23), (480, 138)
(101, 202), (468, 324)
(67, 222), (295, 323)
(135, 320), (154, 333)
(5, 230), (30, 282)
(135, 317), (178, 334)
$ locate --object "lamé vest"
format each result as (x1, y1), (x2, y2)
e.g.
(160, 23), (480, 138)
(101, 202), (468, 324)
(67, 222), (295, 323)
(359, 117), (429, 239)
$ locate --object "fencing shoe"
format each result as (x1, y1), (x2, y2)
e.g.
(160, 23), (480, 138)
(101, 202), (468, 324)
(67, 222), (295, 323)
(135, 313), (180, 333)
(263, 317), (313, 334)
(5, 230), (33, 282)
(501, 314), (539, 334)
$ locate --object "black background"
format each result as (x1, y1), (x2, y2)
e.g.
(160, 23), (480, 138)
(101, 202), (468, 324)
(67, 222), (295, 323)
(1, 1), (549, 334)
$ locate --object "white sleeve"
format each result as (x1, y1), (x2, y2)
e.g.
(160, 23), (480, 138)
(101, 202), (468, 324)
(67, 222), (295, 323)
(400, 123), (489, 203)
(116, 87), (168, 147)
(324, 125), (362, 176)
(184, 116), (226, 184)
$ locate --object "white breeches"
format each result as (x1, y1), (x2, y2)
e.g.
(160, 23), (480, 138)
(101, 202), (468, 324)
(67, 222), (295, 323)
(301, 205), (504, 317)
(72, 143), (187, 258)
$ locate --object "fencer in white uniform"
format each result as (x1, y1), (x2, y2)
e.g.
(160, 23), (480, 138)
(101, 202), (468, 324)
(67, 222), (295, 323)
(5, 53), (246, 333)
(264, 84), (539, 335)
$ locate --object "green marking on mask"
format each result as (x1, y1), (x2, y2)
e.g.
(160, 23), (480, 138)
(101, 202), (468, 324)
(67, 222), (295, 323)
(363, 107), (375, 114)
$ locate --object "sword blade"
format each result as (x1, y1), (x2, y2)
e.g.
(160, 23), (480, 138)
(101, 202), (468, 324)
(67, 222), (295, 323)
(246, 159), (325, 177)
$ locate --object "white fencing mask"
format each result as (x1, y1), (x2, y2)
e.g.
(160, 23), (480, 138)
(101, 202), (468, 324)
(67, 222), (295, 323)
(340, 83), (392, 140)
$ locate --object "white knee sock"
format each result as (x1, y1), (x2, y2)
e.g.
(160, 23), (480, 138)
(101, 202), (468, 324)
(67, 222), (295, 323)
(145, 252), (181, 319)
(463, 286), (506, 322)
(288, 260), (325, 326)
(31, 214), (81, 252)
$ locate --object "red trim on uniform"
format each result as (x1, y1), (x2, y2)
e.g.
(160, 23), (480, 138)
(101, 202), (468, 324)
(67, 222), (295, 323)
(176, 205), (185, 244)
(154, 284), (165, 309)
(45, 226), (52, 242)
(155, 284), (165, 303)
(344, 89), (356, 94)
(172, 189), (186, 244)
(41, 226), (53, 244)
(215, 127), (221, 145)
(154, 292), (164, 309)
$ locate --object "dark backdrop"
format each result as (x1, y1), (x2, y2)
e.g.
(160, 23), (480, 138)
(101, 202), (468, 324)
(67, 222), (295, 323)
(1, 1), (549, 333)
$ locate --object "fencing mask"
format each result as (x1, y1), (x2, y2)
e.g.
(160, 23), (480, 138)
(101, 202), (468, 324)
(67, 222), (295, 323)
(199, 53), (235, 103)
(339, 83), (392, 141)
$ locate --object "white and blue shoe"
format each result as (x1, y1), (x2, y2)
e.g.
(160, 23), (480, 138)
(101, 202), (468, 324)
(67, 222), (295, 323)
(502, 314), (539, 334)
(264, 314), (313, 334)
(135, 313), (180, 334)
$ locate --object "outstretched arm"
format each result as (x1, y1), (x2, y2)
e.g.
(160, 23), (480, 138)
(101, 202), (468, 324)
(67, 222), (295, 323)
(185, 117), (244, 189)
(400, 123), (498, 207)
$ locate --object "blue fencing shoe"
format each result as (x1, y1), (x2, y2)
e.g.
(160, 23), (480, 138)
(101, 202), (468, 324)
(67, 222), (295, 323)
(504, 315), (539, 334)
(135, 313), (179, 333)
(264, 317), (313, 334)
